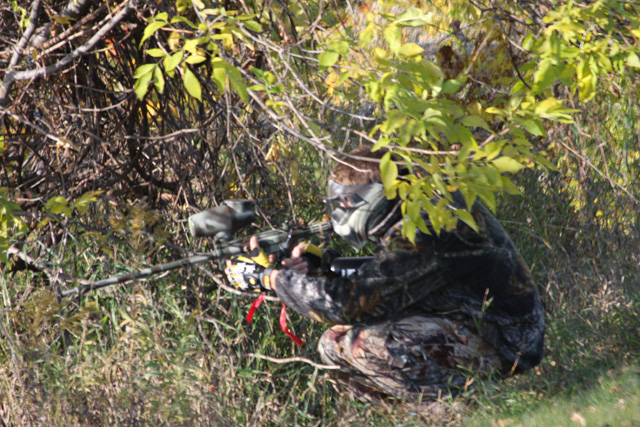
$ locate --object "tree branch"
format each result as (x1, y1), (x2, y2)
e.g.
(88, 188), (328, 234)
(0, 0), (136, 107)
(7, 0), (41, 70)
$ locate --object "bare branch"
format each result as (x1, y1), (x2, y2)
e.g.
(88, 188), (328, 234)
(246, 353), (341, 370)
(0, 0), (136, 106)
(7, 0), (41, 70)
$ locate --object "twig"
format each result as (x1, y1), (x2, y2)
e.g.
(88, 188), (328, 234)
(37, 4), (108, 55)
(349, 130), (461, 155)
(7, 0), (41, 70)
(246, 353), (341, 370)
(0, 106), (80, 150)
(557, 138), (640, 205)
(6, 244), (91, 287)
(0, 0), (136, 106)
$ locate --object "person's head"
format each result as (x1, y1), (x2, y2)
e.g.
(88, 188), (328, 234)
(325, 146), (398, 250)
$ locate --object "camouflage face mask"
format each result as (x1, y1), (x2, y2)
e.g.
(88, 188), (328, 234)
(324, 180), (389, 250)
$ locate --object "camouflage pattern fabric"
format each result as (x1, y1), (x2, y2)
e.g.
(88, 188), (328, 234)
(318, 315), (506, 402)
(275, 195), (545, 399)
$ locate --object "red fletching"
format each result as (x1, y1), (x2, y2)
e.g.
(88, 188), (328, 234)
(279, 303), (303, 346)
(246, 293), (265, 323)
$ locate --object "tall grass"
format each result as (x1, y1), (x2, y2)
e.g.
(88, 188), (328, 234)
(2, 94), (640, 425)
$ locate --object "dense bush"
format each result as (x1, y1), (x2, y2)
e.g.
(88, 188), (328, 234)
(1, 0), (639, 425)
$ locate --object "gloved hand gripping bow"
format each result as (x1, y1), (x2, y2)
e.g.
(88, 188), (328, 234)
(225, 246), (274, 292)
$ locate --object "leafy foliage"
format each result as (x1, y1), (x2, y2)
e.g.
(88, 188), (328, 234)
(1, 0), (640, 425)
(130, 0), (639, 240)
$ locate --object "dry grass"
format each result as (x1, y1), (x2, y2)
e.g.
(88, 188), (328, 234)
(2, 94), (640, 426)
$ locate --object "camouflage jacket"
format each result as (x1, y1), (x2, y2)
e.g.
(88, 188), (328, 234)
(275, 199), (545, 371)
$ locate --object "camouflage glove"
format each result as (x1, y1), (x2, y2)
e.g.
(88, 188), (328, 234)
(225, 246), (275, 292)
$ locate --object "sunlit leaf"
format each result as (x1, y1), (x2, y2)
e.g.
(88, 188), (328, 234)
(492, 157), (526, 173)
(627, 52), (640, 68)
(46, 196), (72, 217)
(455, 209), (478, 232)
(380, 152), (398, 189)
(140, 21), (167, 47)
(153, 66), (165, 94)
(398, 43), (424, 57)
(318, 51), (339, 68)
(134, 71), (153, 100)
(383, 25), (402, 53)
(183, 68), (202, 101)
(133, 64), (155, 79)
(185, 55), (207, 64)
(244, 20), (262, 32)
(146, 48), (166, 58)
(164, 50), (184, 74)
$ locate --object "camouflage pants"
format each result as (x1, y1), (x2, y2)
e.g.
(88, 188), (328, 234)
(318, 315), (506, 402)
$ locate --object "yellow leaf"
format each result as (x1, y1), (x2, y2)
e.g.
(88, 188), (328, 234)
(570, 412), (586, 426)
(291, 163), (300, 186)
(265, 142), (281, 163)
(626, 52), (640, 68)
(398, 43), (424, 57)
(492, 157), (526, 173)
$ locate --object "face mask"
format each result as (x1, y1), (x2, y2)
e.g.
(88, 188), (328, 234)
(324, 180), (390, 250)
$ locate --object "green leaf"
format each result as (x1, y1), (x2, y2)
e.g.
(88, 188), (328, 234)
(477, 188), (496, 212)
(140, 21), (167, 47)
(380, 152), (398, 189)
(183, 38), (199, 54)
(318, 51), (339, 68)
(183, 68), (202, 101)
(133, 63), (155, 79)
(371, 136), (390, 152)
(492, 157), (526, 173)
(72, 191), (103, 214)
(627, 52), (640, 68)
(263, 71), (276, 85)
(395, 9), (433, 27)
(398, 43), (424, 57)
(402, 219), (417, 244)
(329, 41), (350, 55)
(455, 209), (478, 232)
(154, 12), (169, 22)
(134, 71), (153, 100)
(212, 63), (227, 92)
(381, 111), (407, 134)
(153, 66), (165, 94)
(244, 20), (262, 32)
(170, 15), (198, 28)
(237, 13), (258, 21)
(228, 70), (248, 104)
(164, 50), (184, 74)
(533, 58), (559, 93)
(516, 117), (546, 136)
(146, 48), (166, 58)
(46, 196), (72, 217)
(461, 115), (491, 131)
(185, 55), (207, 64)
(359, 23), (377, 48)
(251, 66), (265, 79)
(383, 25), (402, 53)
(442, 77), (467, 94)
(52, 15), (71, 25)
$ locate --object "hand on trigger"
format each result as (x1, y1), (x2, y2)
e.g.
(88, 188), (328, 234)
(280, 242), (310, 274)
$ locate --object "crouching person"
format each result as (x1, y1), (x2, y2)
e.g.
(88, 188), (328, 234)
(226, 146), (545, 403)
